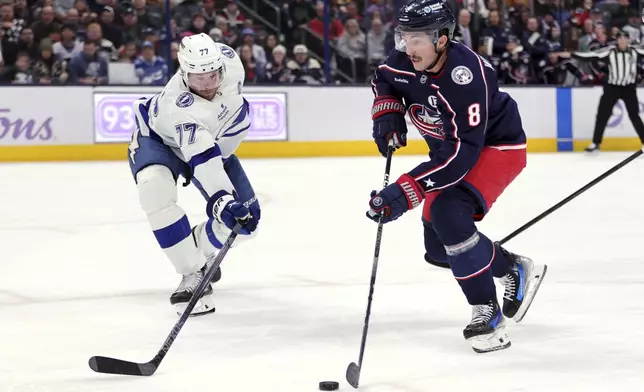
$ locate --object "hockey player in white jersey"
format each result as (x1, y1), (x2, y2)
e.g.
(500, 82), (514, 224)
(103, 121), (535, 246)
(128, 33), (260, 316)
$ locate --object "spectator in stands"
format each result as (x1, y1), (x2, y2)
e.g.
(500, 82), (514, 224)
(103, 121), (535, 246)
(577, 18), (594, 51)
(455, 8), (476, 50)
(499, 35), (533, 84)
(188, 13), (209, 36)
(240, 43), (265, 83)
(265, 44), (293, 83)
(65, 8), (80, 27)
(308, 1), (343, 57)
(309, 1), (344, 41)
(481, 10), (509, 56)
(611, 0), (632, 29)
(287, 44), (324, 84)
(264, 33), (279, 63)
(341, 2), (364, 30)
(53, 24), (82, 61)
(68, 40), (108, 84)
(160, 18), (182, 44)
(364, 0), (394, 27)
(237, 28), (267, 69)
(523, 17), (549, 69)
(623, 11), (642, 43)
(174, 0), (203, 31)
(1, 2), (25, 45)
(507, 0), (527, 37)
(31, 5), (59, 42)
(209, 26), (223, 42)
(17, 27), (38, 60)
(99, 6), (122, 49)
(118, 41), (138, 63)
(134, 41), (168, 85)
(223, 0), (246, 29)
(86, 22), (117, 62)
(216, 16), (239, 47)
(337, 18), (365, 82)
(3, 51), (33, 83)
(367, 17), (386, 68)
(33, 38), (67, 84)
(202, 0), (218, 29)
(55, 0), (75, 21)
(121, 8), (144, 46)
(133, 0), (163, 30)
(540, 12), (560, 37)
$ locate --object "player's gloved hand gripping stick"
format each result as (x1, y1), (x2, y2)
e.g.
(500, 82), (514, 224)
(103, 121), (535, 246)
(346, 139), (395, 389)
(88, 221), (246, 376)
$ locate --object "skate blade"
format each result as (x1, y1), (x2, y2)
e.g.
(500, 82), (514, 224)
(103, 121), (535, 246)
(513, 264), (547, 323)
(175, 295), (216, 317)
(470, 326), (511, 354)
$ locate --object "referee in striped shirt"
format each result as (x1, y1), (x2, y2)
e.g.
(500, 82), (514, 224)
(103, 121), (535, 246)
(561, 30), (644, 152)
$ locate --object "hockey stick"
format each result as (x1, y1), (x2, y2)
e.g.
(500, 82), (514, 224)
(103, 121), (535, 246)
(88, 222), (243, 376)
(424, 148), (644, 269)
(498, 148), (643, 245)
(346, 140), (395, 389)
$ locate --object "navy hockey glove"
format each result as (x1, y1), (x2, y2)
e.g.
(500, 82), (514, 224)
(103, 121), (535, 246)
(372, 95), (407, 157)
(245, 198), (261, 233)
(208, 191), (255, 235)
(367, 174), (425, 223)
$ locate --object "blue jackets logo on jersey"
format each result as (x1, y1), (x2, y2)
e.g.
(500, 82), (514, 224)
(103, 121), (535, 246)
(176, 92), (195, 108)
(408, 103), (444, 139)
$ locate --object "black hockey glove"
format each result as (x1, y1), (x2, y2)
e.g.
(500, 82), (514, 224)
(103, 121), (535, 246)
(371, 95), (407, 157)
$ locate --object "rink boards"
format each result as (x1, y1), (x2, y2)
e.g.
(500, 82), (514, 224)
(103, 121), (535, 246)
(0, 85), (642, 162)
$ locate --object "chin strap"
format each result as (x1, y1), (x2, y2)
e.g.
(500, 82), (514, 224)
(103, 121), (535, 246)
(426, 41), (449, 71)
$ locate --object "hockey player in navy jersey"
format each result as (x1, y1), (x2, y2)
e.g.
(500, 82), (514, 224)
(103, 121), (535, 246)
(367, 0), (547, 353)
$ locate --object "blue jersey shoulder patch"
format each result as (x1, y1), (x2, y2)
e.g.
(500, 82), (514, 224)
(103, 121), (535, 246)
(176, 92), (194, 108)
(221, 46), (235, 58)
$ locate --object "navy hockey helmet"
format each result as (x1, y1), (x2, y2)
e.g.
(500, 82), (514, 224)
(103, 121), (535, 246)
(394, 0), (456, 52)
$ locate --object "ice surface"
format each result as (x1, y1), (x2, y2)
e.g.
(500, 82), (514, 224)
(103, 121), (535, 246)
(1, 153), (643, 392)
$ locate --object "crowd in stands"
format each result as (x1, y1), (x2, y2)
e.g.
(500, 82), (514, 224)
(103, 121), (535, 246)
(0, 0), (642, 85)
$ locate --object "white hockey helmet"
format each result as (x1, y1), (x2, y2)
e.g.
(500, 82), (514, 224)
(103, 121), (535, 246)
(178, 33), (224, 98)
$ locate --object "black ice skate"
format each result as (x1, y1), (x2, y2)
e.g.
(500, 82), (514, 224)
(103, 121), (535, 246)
(170, 266), (216, 317)
(498, 246), (547, 323)
(463, 300), (511, 353)
(585, 143), (599, 153)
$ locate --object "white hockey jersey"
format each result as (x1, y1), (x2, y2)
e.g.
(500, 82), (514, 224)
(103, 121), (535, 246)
(131, 43), (249, 198)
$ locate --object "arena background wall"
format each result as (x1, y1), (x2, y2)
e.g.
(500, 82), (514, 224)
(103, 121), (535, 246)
(0, 85), (642, 162)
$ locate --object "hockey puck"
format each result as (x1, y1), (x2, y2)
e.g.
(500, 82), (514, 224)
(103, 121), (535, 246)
(319, 381), (339, 391)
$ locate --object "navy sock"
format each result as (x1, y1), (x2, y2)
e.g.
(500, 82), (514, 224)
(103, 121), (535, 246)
(446, 232), (496, 305)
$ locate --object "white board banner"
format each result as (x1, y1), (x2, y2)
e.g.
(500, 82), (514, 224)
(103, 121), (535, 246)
(572, 86), (644, 139)
(0, 87), (93, 145)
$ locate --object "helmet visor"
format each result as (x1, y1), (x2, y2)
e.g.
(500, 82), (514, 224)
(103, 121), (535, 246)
(187, 69), (224, 92)
(394, 26), (437, 52)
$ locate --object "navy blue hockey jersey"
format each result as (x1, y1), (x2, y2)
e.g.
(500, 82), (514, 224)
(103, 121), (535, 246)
(372, 41), (526, 193)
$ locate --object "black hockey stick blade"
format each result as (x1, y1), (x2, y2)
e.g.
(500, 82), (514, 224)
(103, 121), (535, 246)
(346, 361), (361, 389)
(88, 223), (242, 377)
(88, 356), (158, 376)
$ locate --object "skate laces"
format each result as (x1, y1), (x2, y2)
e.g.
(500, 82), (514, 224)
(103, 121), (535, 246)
(501, 273), (517, 302)
(177, 271), (203, 293)
(472, 303), (494, 324)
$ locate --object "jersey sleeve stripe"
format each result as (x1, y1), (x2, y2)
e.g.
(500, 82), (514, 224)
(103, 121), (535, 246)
(222, 123), (251, 138)
(188, 144), (223, 169)
(370, 79), (379, 96)
(378, 64), (416, 77)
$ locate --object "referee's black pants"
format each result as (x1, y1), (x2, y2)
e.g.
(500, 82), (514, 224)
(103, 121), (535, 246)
(593, 84), (644, 145)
